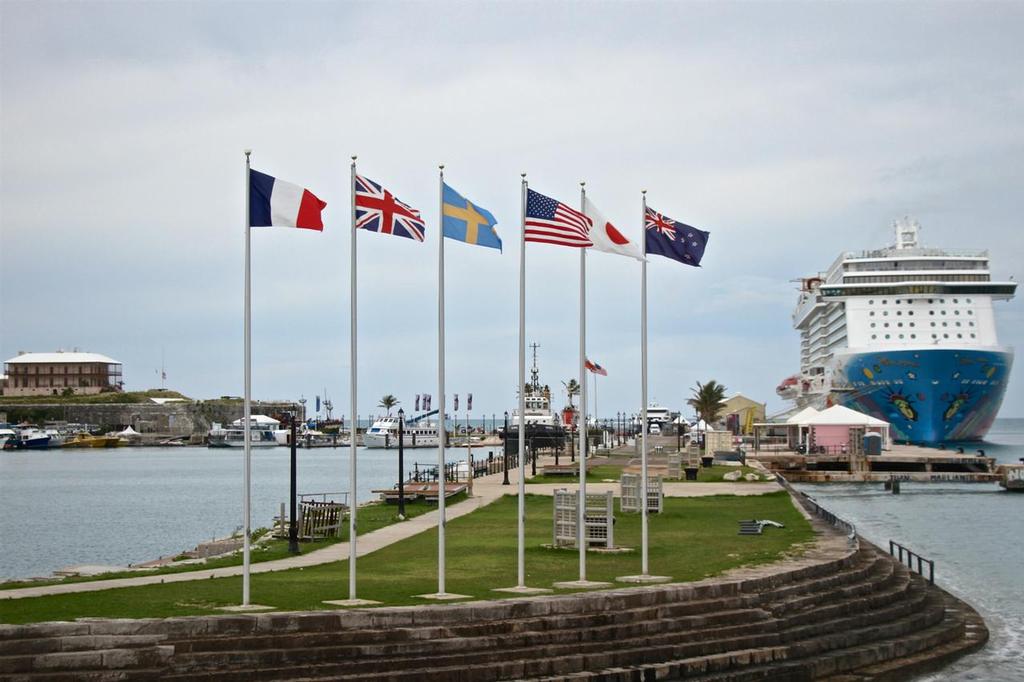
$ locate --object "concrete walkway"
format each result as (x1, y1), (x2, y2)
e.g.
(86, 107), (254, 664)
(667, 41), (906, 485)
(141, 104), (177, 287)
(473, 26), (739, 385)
(0, 455), (779, 601)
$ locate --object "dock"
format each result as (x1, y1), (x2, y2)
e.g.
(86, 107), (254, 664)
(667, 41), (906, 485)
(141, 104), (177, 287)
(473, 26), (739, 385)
(752, 442), (999, 483)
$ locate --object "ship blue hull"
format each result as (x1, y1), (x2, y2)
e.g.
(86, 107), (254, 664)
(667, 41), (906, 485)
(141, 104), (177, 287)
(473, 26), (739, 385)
(834, 348), (1012, 443)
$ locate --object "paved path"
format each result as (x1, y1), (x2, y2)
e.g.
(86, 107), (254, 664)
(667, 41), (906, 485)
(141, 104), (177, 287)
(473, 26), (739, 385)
(0, 455), (779, 601)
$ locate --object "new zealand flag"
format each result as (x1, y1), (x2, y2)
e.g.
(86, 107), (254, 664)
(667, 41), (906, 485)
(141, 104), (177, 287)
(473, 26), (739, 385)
(644, 206), (709, 267)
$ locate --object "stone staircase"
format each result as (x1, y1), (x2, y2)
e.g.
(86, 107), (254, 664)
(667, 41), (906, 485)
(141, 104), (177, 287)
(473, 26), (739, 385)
(0, 541), (986, 681)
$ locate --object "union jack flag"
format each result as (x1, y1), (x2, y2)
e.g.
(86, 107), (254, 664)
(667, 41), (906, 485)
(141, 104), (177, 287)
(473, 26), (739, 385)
(645, 208), (677, 240)
(354, 175), (426, 242)
(644, 205), (710, 267)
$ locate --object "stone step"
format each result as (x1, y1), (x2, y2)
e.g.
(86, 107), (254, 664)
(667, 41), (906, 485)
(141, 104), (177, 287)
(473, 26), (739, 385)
(0, 633), (167, 657)
(163, 577), (934, 681)
(0, 668), (170, 682)
(0, 645), (173, 676)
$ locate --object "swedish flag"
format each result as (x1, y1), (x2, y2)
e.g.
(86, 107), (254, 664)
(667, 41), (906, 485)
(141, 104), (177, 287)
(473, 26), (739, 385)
(442, 182), (502, 252)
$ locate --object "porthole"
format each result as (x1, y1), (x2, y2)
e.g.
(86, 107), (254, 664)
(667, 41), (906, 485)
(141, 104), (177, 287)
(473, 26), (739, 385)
(870, 322), (876, 328)
(967, 298), (972, 303)
(956, 322), (961, 327)
(883, 311), (889, 316)
(942, 322), (948, 327)
(944, 333), (949, 338)
(899, 334), (905, 339)
(971, 333), (976, 338)
(910, 322), (916, 327)
(869, 299), (875, 305)
(929, 311), (935, 316)
(908, 311), (914, 316)
(885, 334), (891, 339)
(911, 334), (917, 339)
(969, 322), (975, 327)
(897, 322), (903, 328)
(870, 311), (875, 317)
(871, 334), (877, 340)
(941, 310), (947, 315)
(895, 299), (901, 304)
(953, 298), (959, 303)
(882, 300), (888, 304)
(884, 322), (890, 328)
(931, 322), (936, 327)
(954, 310), (960, 315)
(968, 310), (973, 315)
(897, 311), (902, 316)
(928, 299), (934, 304)
(932, 334), (938, 339)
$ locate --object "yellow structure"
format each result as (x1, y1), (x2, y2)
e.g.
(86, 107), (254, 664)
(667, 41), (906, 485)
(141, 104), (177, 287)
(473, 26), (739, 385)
(722, 393), (766, 435)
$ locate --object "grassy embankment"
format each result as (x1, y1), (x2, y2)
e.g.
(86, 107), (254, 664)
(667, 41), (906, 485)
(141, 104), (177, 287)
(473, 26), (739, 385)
(0, 491), (814, 624)
(0, 390), (192, 405)
(0, 494), (466, 592)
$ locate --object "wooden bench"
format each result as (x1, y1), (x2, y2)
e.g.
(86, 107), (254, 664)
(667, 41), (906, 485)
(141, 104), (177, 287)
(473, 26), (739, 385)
(298, 500), (346, 540)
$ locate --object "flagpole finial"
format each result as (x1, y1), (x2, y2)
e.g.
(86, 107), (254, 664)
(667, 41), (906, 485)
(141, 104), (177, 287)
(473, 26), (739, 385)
(244, 149), (251, 158)
(439, 164), (444, 171)
(351, 155), (357, 163)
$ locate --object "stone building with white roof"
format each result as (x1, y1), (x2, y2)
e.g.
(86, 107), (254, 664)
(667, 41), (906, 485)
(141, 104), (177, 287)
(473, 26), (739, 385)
(2, 350), (123, 396)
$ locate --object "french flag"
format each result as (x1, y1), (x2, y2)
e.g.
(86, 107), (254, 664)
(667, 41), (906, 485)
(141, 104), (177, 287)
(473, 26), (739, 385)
(249, 169), (327, 231)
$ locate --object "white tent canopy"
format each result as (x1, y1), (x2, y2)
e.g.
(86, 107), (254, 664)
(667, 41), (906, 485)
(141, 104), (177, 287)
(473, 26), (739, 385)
(232, 415), (281, 427)
(804, 404), (889, 427)
(116, 425), (141, 438)
(691, 418), (716, 432)
(786, 406), (821, 425)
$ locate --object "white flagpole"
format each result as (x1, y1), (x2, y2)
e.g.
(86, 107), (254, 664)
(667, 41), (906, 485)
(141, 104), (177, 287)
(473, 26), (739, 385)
(640, 190), (650, 576)
(517, 174), (528, 587)
(349, 156), (359, 600)
(437, 164), (448, 595)
(578, 181), (588, 582)
(242, 149), (252, 606)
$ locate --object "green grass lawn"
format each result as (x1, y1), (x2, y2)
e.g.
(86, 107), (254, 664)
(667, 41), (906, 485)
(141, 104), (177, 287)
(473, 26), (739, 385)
(525, 463), (626, 484)
(0, 495), (466, 592)
(0, 492), (813, 624)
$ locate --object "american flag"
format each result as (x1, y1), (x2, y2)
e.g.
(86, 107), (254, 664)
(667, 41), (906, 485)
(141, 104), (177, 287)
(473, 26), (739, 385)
(585, 359), (608, 376)
(525, 189), (593, 248)
(354, 175), (426, 242)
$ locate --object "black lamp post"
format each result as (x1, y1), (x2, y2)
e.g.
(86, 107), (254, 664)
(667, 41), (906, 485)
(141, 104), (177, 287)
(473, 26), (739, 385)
(397, 408), (406, 518)
(502, 411), (510, 485)
(288, 411), (300, 554)
(569, 409), (576, 462)
(530, 436), (536, 477)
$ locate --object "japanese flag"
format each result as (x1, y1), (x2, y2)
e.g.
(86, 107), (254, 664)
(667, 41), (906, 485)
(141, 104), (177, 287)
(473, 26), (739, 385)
(583, 196), (644, 261)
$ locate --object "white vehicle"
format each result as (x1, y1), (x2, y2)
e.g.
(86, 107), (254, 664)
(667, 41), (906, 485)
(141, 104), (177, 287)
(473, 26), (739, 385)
(648, 423), (661, 436)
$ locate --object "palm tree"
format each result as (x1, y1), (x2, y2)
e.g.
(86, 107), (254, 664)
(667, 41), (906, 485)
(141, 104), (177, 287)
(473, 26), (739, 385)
(563, 378), (580, 408)
(687, 380), (728, 430)
(378, 394), (400, 415)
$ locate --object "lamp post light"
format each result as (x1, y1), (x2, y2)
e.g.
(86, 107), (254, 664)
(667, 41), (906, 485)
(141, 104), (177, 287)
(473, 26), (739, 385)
(530, 436), (536, 477)
(502, 411), (510, 485)
(397, 408), (406, 518)
(288, 411), (299, 555)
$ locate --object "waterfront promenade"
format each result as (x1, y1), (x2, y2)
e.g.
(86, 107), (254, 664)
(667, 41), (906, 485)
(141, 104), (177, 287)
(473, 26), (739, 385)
(0, 452), (780, 602)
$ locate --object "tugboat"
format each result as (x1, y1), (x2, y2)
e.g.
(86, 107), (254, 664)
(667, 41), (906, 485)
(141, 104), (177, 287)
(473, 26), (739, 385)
(501, 343), (566, 455)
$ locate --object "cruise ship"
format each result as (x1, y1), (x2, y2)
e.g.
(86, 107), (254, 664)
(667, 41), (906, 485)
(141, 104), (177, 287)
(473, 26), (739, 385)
(779, 218), (1016, 443)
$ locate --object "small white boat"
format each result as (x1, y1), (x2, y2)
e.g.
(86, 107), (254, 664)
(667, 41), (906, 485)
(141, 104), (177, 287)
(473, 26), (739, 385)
(208, 416), (280, 449)
(363, 414), (441, 449)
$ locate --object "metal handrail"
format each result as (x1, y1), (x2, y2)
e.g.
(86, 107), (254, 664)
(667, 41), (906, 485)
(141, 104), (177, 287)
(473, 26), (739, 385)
(889, 540), (935, 584)
(775, 473), (857, 544)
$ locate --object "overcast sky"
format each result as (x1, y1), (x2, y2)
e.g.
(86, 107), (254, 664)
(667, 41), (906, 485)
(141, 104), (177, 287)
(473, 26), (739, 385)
(2, 1), (1022, 421)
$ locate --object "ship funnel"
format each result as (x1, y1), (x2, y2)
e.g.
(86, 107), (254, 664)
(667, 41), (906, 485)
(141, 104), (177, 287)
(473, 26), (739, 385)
(894, 216), (920, 250)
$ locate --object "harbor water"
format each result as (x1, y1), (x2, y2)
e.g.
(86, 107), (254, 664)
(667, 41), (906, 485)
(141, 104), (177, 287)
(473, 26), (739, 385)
(795, 418), (1024, 681)
(0, 443), (501, 581)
